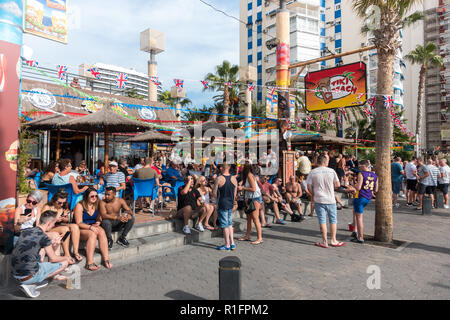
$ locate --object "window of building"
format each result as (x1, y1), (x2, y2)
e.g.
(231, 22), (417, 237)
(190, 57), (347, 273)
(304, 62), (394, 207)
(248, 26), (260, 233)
(257, 0), (262, 6)
(257, 38), (262, 46)
(248, 55), (253, 64)
(248, 41), (253, 50)
(248, 2), (252, 11)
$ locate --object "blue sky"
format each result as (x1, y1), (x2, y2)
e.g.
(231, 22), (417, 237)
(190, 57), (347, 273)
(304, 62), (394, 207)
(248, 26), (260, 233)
(23, 0), (240, 107)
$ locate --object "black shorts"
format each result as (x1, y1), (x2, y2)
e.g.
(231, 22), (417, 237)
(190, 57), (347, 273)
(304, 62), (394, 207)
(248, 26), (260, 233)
(337, 168), (345, 178)
(406, 179), (417, 191)
(438, 183), (449, 195)
(419, 184), (435, 195)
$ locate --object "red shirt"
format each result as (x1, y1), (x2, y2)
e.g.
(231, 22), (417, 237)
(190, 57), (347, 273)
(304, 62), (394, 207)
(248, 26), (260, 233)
(151, 165), (161, 175)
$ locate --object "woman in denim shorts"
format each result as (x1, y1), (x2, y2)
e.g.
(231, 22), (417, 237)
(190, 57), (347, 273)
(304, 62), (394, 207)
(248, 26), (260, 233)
(237, 163), (264, 245)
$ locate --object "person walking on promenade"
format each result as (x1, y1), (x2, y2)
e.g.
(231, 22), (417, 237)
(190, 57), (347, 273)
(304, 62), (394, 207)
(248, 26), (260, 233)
(307, 155), (344, 248)
(213, 163), (238, 250)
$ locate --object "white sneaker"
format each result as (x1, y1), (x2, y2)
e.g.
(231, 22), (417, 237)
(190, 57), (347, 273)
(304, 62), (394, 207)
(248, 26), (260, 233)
(19, 284), (40, 298)
(182, 225), (191, 235)
(195, 223), (204, 232)
(444, 205), (449, 209)
(400, 194), (406, 198)
(35, 281), (48, 290)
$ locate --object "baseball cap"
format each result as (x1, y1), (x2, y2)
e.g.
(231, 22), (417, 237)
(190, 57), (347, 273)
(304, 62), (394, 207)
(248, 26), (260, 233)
(109, 161), (118, 167)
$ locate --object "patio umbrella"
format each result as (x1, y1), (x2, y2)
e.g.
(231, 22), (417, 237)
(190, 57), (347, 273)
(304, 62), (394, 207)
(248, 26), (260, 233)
(26, 114), (74, 160)
(125, 130), (177, 156)
(57, 102), (152, 167)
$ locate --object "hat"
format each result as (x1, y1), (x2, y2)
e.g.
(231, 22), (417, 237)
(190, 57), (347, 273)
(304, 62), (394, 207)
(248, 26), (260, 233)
(109, 161), (118, 167)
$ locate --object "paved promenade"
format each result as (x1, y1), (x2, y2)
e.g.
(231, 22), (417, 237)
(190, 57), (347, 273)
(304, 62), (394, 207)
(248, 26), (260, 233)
(1, 199), (449, 300)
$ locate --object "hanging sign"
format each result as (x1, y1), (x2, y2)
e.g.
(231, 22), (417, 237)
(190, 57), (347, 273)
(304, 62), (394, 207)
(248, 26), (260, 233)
(138, 107), (157, 120)
(305, 62), (367, 112)
(266, 89), (278, 119)
(24, 0), (68, 44)
(27, 88), (56, 110)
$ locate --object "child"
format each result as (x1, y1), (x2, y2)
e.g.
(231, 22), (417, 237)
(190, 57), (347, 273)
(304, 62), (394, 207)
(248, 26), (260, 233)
(352, 160), (378, 244)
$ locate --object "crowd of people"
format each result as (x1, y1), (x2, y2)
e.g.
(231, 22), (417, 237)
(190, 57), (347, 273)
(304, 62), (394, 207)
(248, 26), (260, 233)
(16, 148), (450, 298)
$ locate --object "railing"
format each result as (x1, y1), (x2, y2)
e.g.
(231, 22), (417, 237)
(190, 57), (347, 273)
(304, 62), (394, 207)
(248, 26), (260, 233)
(21, 62), (149, 98)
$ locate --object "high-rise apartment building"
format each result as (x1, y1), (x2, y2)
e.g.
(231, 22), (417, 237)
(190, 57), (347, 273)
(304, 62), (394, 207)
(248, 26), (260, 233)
(423, 0), (449, 151)
(240, 0), (323, 104)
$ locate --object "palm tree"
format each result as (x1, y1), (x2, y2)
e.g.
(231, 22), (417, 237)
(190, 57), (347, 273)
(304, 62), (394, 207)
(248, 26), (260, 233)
(405, 42), (444, 154)
(159, 90), (192, 119)
(203, 61), (239, 124)
(353, 0), (423, 243)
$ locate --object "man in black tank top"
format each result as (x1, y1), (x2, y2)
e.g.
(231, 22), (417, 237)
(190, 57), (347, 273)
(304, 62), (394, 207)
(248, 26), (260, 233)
(213, 163), (237, 251)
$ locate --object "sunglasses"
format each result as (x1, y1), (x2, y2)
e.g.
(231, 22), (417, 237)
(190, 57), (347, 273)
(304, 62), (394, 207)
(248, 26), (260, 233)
(26, 199), (38, 205)
(90, 195), (98, 199)
(57, 201), (66, 206)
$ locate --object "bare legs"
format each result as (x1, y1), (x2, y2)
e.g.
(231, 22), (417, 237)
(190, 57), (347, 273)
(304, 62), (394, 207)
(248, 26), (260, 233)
(239, 200), (262, 244)
(80, 228), (110, 270)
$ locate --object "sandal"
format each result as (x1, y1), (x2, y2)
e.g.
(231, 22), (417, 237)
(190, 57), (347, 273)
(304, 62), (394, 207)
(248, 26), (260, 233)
(73, 253), (83, 262)
(330, 242), (345, 247)
(237, 237), (251, 241)
(315, 242), (328, 248)
(103, 260), (113, 269)
(251, 239), (263, 245)
(85, 263), (100, 271)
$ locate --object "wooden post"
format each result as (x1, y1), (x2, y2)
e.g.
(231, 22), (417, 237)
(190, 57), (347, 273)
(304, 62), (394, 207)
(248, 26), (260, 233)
(56, 130), (61, 160)
(104, 127), (109, 169)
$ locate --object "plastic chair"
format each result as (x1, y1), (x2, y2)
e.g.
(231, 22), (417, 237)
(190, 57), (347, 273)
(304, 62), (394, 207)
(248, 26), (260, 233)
(33, 172), (42, 189)
(44, 183), (83, 210)
(161, 180), (185, 208)
(132, 178), (157, 215)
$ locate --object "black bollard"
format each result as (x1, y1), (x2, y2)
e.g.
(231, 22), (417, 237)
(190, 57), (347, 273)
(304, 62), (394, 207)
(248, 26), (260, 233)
(219, 256), (241, 300)
(422, 196), (432, 215)
(436, 192), (444, 209)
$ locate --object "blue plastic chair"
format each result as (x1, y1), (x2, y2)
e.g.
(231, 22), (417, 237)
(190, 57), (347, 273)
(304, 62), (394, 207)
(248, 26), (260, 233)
(33, 172), (42, 189)
(44, 183), (83, 210)
(132, 178), (157, 215)
(162, 180), (185, 207)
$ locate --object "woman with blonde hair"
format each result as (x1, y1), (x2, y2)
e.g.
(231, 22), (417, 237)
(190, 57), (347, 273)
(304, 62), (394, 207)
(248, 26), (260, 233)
(194, 175), (217, 231)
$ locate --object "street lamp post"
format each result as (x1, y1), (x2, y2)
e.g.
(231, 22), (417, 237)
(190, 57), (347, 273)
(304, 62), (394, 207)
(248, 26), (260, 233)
(140, 28), (165, 102)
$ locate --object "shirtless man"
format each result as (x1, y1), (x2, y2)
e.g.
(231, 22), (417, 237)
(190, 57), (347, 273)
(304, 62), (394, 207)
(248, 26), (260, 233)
(99, 186), (135, 249)
(285, 175), (305, 220)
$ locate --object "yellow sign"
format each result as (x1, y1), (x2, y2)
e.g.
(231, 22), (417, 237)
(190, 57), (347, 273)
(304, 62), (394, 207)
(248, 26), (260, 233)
(24, 0), (68, 44)
(266, 89), (278, 119)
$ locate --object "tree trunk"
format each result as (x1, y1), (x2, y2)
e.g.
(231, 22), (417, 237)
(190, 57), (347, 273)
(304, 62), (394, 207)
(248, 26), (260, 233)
(415, 65), (426, 156)
(374, 52), (395, 243)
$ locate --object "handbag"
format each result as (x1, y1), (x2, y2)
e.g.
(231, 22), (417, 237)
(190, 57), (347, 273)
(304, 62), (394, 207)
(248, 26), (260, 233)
(244, 198), (256, 214)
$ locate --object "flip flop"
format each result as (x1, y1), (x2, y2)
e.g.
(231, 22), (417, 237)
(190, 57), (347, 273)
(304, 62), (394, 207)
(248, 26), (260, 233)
(73, 253), (83, 262)
(251, 240), (263, 245)
(85, 263), (100, 271)
(330, 242), (346, 247)
(205, 225), (216, 231)
(315, 242), (328, 248)
(103, 260), (113, 269)
(237, 237), (251, 241)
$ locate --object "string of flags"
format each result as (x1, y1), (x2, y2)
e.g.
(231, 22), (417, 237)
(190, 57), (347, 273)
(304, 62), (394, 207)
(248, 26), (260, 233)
(23, 60), (400, 98)
(115, 73), (128, 89)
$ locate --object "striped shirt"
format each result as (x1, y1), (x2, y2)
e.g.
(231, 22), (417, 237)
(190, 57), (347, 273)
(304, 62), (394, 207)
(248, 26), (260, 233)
(427, 165), (440, 187)
(103, 172), (125, 188)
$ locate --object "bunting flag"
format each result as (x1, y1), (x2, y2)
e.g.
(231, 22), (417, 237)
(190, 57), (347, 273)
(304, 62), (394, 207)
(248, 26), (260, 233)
(25, 60), (38, 67)
(368, 97), (376, 108)
(224, 81), (232, 88)
(384, 95), (393, 109)
(87, 67), (101, 80)
(201, 80), (209, 89)
(150, 76), (162, 87)
(268, 86), (276, 96)
(116, 73), (128, 89)
(248, 82), (255, 92)
(174, 79), (184, 90)
(57, 65), (67, 81)
(363, 107), (372, 118)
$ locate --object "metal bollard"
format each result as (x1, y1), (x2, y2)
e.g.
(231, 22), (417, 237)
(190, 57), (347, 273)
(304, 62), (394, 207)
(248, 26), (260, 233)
(422, 196), (432, 215)
(436, 192), (444, 209)
(219, 256), (241, 300)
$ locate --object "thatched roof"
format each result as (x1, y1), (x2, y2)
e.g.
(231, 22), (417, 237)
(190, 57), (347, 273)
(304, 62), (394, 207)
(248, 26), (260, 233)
(57, 103), (152, 133)
(125, 130), (176, 143)
(187, 112), (231, 135)
(21, 79), (177, 122)
(26, 114), (73, 131)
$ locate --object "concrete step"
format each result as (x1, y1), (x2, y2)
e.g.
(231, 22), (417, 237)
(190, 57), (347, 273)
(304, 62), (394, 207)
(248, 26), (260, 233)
(110, 220), (173, 242)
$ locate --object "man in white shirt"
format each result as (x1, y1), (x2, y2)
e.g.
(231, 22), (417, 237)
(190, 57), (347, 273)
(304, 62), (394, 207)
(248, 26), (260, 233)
(438, 158), (450, 209)
(405, 157), (418, 207)
(307, 155), (345, 248)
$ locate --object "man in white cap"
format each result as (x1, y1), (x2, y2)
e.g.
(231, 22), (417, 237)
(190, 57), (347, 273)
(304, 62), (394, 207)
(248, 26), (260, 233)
(99, 161), (126, 198)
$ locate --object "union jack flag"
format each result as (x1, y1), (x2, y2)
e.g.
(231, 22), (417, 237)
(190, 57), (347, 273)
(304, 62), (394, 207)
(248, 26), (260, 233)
(268, 86), (276, 96)
(363, 107), (372, 118)
(88, 67), (101, 80)
(57, 65), (67, 81)
(150, 76), (162, 87)
(368, 97), (376, 108)
(248, 82), (255, 92)
(384, 95), (393, 109)
(116, 73), (128, 89)
(25, 60), (38, 67)
(201, 80), (209, 89)
(174, 79), (184, 89)
(224, 82), (232, 88)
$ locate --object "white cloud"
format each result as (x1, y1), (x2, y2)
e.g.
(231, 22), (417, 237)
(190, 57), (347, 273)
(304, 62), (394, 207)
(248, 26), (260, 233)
(23, 0), (240, 106)
(0, 1), (22, 17)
